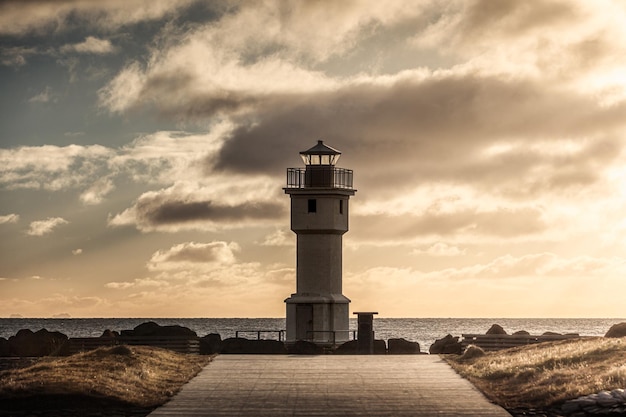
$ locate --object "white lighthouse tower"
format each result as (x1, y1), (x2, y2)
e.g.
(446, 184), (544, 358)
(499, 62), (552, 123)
(284, 140), (356, 345)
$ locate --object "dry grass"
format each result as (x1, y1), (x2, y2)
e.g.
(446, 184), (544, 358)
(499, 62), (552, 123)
(447, 337), (626, 408)
(0, 345), (212, 409)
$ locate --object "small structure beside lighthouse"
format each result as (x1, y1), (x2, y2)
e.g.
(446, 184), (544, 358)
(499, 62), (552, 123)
(284, 140), (356, 345)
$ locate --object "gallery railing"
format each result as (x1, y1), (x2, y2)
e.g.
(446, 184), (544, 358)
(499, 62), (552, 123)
(286, 167), (353, 189)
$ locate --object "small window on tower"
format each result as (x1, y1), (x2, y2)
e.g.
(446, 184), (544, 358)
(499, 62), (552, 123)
(308, 199), (317, 213)
(339, 200), (343, 214)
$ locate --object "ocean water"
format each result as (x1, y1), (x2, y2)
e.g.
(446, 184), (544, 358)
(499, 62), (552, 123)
(1, 318), (623, 350)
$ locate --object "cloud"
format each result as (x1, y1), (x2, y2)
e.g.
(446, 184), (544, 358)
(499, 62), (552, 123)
(0, 130), (224, 205)
(110, 129), (230, 184)
(412, 242), (465, 257)
(260, 229), (292, 247)
(108, 179), (286, 232)
(60, 36), (116, 54)
(106, 241), (264, 292)
(0, 0), (197, 36)
(109, 191), (286, 232)
(28, 86), (54, 103)
(91, 0), (626, 204)
(105, 281), (134, 290)
(97, 0), (431, 116)
(147, 241), (240, 271)
(27, 217), (69, 236)
(0, 144), (114, 191)
(352, 205), (546, 243)
(0, 214), (19, 224)
(79, 177), (115, 205)
(434, 253), (626, 281)
(216, 74), (625, 176)
(0, 46), (38, 67)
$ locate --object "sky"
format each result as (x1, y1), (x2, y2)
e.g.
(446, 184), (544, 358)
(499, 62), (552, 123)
(1, 0), (626, 318)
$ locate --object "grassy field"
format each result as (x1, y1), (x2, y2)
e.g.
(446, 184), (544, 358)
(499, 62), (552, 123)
(0, 345), (212, 414)
(446, 337), (626, 409)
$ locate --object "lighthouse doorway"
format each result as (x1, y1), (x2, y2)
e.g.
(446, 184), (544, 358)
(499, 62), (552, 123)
(295, 304), (313, 341)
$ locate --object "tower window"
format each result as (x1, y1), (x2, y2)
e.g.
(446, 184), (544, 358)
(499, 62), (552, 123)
(308, 199), (317, 213)
(339, 200), (343, 214)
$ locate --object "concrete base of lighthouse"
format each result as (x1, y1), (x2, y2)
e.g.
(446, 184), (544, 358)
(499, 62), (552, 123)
(285, 294), (350, 346)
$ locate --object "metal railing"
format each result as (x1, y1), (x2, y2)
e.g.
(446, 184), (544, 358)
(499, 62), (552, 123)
(235, 330), (285, 342)
(286, 167), (353, 189)
(229, 329), (358, 344)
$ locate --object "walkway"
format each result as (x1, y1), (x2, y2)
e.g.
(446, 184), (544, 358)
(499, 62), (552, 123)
(149, 355), (511, 416)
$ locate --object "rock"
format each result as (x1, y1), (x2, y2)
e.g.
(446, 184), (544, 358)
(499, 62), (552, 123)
(611, 388), (626, 400)
(122, 321), (197, 338)
(221, 337), (287, 354)
(486, 324), (507, 335)
(542, 331), (561, 336)
(442, 342), (462, 354)
(460, 344), (485, 360)
(387, 338), (420, 354)
(0, 337), (9, 356)
(288, 340), (324, 355)
(100, 329), (119, 338)
(561, 401), (581, 414)
(605, 322), (626, 338)
(512, 330), (530, 336)
(8, 329), (68, 357)
(429, 334), (462, 354)
(596, 391), (620, 407)
(334, 340), (357, 354)
(334, 339), (386, 354)
(373, 339), (387, 354)
(200, 333), (222, 354)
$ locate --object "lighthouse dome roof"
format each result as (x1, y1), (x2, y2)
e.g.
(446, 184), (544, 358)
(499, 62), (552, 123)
(300, 140), (341, 156)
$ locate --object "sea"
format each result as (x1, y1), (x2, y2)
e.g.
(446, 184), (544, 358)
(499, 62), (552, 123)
(1, 318), (623, 350)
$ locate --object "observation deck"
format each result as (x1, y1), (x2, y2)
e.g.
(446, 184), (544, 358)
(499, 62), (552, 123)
(286, 167), (354, 190)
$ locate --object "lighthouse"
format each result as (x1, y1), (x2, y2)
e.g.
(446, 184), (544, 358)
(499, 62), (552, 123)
(284, 140), (356, 345)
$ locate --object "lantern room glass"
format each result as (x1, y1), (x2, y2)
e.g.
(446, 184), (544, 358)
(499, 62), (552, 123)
(300, 153), (340, 166)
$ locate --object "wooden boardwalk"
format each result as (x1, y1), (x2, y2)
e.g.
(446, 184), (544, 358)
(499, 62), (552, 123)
(149, 355), (511, 416)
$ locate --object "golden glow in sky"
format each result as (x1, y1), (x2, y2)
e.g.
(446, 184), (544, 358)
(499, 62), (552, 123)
(1, 0), (626, 318)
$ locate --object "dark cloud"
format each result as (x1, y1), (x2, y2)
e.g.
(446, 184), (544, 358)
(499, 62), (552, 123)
(141, 70), (262, 119)
(134, 195), (285, 227)
(213, 74), (625, 198)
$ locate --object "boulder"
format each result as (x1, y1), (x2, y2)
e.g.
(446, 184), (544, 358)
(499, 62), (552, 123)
(605, 322), (626, 338)
(512, 330), (530, 336)
(221, 337), (287, 354)
(0, 337), (9, 356)
(200, 333), (223, 354)
(374, 339), (387, 354)
(333, 339), (386, 354)
(460, 344), (485, 360)
(8, 329), (68, 357)
(387, 338), (420, 354)
(542, 331), (561, 336)
(486, 324), (507, 335)
(100, 329), (119, 338)
(429, 334), (462, 355)
(288, 340), (324, 355)
(333, 340), (357, 354)
(121, 321), (197, 338)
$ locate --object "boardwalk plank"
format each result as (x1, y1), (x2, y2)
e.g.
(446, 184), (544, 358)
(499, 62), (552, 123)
(149, 355), (511, 417)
